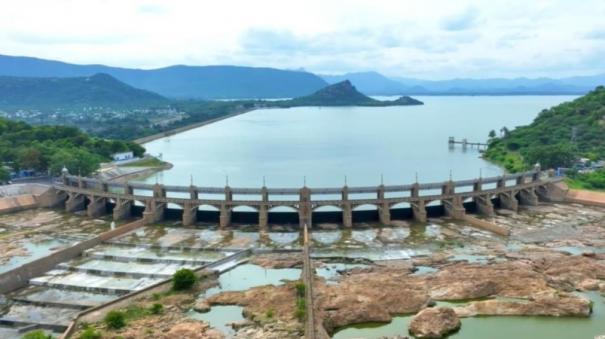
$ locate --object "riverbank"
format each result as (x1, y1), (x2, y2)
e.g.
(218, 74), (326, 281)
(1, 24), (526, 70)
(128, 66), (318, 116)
(134, 108), (256, 144)
(96, 156), (173, 183)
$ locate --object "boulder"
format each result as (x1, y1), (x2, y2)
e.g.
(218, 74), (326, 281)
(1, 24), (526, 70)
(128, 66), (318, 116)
(193, 300), (211, 313)
(409, 307), (460, 338)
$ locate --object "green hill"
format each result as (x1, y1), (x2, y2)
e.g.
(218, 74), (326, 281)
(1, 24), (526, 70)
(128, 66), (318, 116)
(282, 80), (423, 107)
(485, 86), (605, 172)
(0, 73), (169, 109)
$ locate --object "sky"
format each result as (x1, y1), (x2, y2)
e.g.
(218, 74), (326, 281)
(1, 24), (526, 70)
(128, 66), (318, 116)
(1, 0), (604, 79)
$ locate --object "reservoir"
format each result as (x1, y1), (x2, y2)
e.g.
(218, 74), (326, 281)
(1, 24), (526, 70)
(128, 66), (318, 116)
(141, 96), (576, 188)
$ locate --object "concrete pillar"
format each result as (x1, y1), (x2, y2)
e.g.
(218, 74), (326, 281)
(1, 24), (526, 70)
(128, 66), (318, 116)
(143, 200), (165, 223)
(412, 200), (427, 223)
(498, 192), (519, 211)
(377, 185), (390, 225)
(219, 186), (232, 228)
(189, 186), (198, 200)
(259, 205), (268, 229)
(65, 193), (85, 212)
(182, 202), (197, 226)
(87, 196), (107, 218)
(259, 187), (269, 229)
(519, 188), (539, 206)
(342, 203), (353, 228)
(444, 196), (466, 219)
(536, 182), (568, 202)
(38, 187), (66, 208)
(411, 184), (427, 222)
(473, 179), (494, 216)
(474, 195), (494, 216)
(341, 186), (352, 228)
(298, 187), (312, 228)
(113, 198), (132, 220)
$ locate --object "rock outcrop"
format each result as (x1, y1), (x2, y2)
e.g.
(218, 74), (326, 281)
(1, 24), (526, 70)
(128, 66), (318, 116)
(409, 307), (460, 338)
(453, 293), (592, 317)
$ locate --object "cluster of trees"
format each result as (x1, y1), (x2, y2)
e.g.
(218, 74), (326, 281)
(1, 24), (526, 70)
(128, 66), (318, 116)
(485, 86), (605, 172)
(0, 117), (145, 178)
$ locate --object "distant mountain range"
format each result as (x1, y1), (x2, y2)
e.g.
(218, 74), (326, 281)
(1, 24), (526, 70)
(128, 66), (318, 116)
(0, 54), (603, 98)
(0, 54), (327, 99)
(0, 73), (169, 108)
(321, 71), (605, 95)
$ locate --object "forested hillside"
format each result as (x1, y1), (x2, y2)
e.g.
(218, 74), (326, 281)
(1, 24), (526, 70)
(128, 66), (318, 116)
(485, 86), (605, 172)
(0, 117), (144, 179)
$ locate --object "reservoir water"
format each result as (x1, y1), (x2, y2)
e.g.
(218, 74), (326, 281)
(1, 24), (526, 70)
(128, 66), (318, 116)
(141, 96), (576, 187)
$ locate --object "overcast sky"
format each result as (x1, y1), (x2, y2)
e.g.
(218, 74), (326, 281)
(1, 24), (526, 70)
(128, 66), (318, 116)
(1, 0), (604, 79)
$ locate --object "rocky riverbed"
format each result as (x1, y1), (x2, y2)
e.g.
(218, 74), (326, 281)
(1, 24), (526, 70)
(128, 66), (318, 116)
(14, 202), (605, 339)
(0, 209), (110, 271)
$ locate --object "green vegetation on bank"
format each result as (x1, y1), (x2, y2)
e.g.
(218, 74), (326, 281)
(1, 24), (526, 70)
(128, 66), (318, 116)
(566, 170), (605, 191)
(484, 86), (605, 172)
(0, 117), (144, 176)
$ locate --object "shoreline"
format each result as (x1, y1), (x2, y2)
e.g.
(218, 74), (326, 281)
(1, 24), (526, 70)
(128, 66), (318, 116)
(134, 108), (257, 144)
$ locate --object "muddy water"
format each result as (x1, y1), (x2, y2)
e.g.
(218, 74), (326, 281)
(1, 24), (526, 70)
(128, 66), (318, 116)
(202, 263), (301, 297)
(189, 305), (245, 337)
(333, 292), (605, 339)
(0, 209), (111, 273)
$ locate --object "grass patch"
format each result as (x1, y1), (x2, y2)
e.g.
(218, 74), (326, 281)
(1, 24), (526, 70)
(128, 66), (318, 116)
(21, 330), (54, 339)
(119, 157), (166, 168)
(79, 326), (102, 339)
(104, 310), (126, 329)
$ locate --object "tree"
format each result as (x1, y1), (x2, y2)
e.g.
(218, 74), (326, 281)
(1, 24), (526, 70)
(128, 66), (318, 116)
(488, 130), (496, 139)
(17, 147), (45, 171)
(523, 143), (577, 169)
(48, 148), (103, 176)
(0, 166), (9, 183)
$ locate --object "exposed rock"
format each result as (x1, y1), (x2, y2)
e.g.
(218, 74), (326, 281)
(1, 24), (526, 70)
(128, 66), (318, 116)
(228, 319), (254, 330)
(167, 321), (224, 339)
(409, 307), (460, 338)
(207, 282), (302, 325)
(193, 300), (211, 313)
(453, 293), (592, 317)
(250, 253), (302, 269)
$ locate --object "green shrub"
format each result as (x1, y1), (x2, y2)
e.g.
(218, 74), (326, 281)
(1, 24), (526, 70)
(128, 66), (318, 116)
(150, 303), (164, 315)
(295, 282), (306, 298)
(22, 330), (54, 339)
(104, 310), (126, 329)
(79, 326), (102, 339)
(152, 292), (161, 301)
(172, 268), (197, 291)
(265, 308), (274, 319)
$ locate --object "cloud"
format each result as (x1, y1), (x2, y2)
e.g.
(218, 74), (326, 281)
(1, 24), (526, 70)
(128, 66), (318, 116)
(440, 7), (479, 31)
(7, 31), (132, 45)
(0, 0), (604, 78)
(585, 29), (605, 40)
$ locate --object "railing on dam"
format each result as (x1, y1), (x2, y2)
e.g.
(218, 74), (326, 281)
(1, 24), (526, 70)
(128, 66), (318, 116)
(52, 168), (563, 227)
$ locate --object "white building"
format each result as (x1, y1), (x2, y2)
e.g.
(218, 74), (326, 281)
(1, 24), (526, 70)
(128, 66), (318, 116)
(112, 151), (134, 162)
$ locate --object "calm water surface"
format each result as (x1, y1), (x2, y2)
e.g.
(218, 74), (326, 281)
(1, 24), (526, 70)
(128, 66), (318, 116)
(142, 96), (575, 187)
